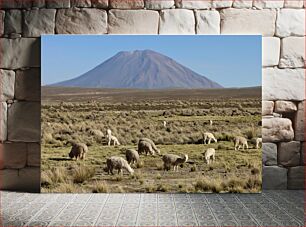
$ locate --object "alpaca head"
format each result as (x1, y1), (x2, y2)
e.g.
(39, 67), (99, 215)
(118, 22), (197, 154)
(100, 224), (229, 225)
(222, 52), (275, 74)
(184, 154), (188, 162)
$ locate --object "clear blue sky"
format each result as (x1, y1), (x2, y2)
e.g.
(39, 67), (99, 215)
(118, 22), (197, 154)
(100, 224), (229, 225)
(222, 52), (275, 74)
(42, 35), (261, 88)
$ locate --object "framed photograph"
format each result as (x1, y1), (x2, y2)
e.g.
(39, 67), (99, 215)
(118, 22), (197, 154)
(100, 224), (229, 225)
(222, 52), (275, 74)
(41, 35), (262, 193)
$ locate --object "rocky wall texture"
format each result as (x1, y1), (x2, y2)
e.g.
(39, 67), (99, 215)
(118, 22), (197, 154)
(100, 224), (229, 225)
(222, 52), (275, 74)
(0, 0), (305, 192)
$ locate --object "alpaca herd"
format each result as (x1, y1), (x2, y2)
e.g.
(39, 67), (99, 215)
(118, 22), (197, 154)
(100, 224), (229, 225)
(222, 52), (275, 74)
(68, 127), (262, 176)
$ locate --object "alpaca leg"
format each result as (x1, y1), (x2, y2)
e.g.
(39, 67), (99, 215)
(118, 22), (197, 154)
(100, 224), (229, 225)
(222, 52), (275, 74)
(108, 139), (111, 146)
(208, 138), (211, 144)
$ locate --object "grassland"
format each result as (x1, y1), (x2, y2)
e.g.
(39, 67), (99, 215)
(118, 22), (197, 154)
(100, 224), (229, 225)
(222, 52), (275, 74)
(41, 86), (262, 193)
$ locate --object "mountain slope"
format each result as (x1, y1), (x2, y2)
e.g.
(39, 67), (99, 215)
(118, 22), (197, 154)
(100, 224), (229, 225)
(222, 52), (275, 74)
(53, 50), (223, 89)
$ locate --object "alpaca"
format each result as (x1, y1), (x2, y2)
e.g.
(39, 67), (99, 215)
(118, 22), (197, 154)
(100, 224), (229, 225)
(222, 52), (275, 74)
(125, 149), (139, 166)
(108, 135), (120, 146)
(203, 132), (217, 144)
(256, 137), (262, 149)
(69, 142), (88, 160)
(162, 154), (188, 171)
(234, 136), (248, 150)
(106, 156), (134, 175)
(138, 138), (160, 155)
(203, 148), (215, 164)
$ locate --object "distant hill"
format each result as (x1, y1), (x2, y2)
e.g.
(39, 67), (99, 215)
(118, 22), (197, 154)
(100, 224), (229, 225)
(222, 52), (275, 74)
(52, 50), (223, 89)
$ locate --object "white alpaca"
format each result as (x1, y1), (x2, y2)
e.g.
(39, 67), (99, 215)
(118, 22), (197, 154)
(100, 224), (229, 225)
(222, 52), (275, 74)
(106, 129), (112, 138)
(256, 138), (262, 149)
(204, 148), (215, 164)
(108, 135), (120, 146)
(203, 132), (217, 144)
(234, 136), (248, 150)
(163, 121), (167, 128)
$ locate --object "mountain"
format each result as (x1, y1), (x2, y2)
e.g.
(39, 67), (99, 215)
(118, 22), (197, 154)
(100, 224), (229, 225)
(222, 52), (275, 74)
(52, 50), (223, 89)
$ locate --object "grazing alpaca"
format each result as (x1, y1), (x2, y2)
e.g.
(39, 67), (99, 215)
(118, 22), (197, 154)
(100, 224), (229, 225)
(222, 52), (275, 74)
(125, 149), (139, 166)
(106, 156), (134, 175)
(256, 137), (262, 149)
(138, 138), (160, 155)
(162, 154), (188, 171)
(108, 135), (120, 146)
(69, 142), (88, 160)
(203, 132), (217, 144)
(203, 148), (215, 164)
(234, 136), (248, 150)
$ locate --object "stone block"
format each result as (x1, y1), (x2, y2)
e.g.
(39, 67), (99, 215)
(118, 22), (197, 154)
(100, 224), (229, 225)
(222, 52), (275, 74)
(288, 166), (304, 189)
(8, 102), (41, 142)
(15, 69), (41, 101)
(0, 142), (27, 169)
(108, 10), (159, 34)
(220, 8), (276, 36)
(212, 0), (232, 8)
(46, 0), (70, 8)
(262, 101), (274, 115)
(71, 0), (92, 7)
(0, 0), (32, 9)
(0, 69), (15, 102)
(262, 68), (304, 101)
(159, 9), (195, 34)
(145, 0), (175, 9)
(0, 102), (7, 142)
(263, 166), (287, 189)
(109, 0), (144, 8)
(262, 37), (280, 67)
(0, 10), (4, 35)
(91, 0), (108, 8)
(4, 9), (22, 35)
(0, 167), (40, 192)
(195, 10), (220, 34)
(263, 143), (277, 166)
(175, 0), (212, 9)
(27, 143), (40, 167)
(278, 141), (301, 167)
(253, 0), (284, 8)
(301, 142), (305, 165)
(32, 0), (46, 8)
(23, 9), (56, 37)
(274, 101), (297, 113)
(0, 38), (40, 69)
(232, 0), (253, 8)
(294, 101), (305, 141)
(56, 8), (107, 34)
(262, 118), (294, 142)
(276, 9), (305, 37)
(284, 0), (304, 8)
(280, 37), (305, 68)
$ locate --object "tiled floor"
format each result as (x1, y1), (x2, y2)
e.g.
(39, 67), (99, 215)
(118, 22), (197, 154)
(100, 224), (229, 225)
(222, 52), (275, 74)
(1, 190), (304, 226)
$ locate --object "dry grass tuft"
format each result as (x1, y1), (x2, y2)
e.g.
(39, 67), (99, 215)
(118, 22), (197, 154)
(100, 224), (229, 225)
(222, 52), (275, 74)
(92, 180), (109, 193)
(72, 165), (95, 184)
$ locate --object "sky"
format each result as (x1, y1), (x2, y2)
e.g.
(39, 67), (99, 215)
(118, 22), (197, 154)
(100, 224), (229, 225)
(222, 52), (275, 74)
(42, 35), (262, 88)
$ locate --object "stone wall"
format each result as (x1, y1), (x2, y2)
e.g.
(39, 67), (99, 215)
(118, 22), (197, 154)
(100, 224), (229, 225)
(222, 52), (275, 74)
(0, 0), (305, 192)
